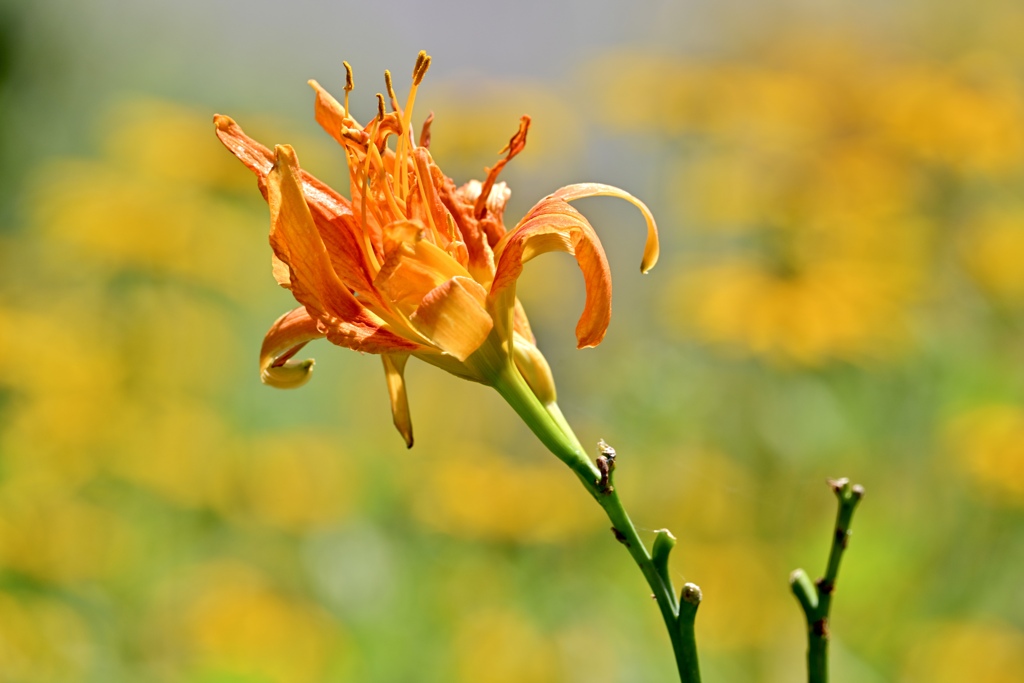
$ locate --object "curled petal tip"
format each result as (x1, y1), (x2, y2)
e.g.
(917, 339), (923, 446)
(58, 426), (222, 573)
(213, 114), (235, 130)
(261, 358), (316, 389)
(552, 183), (660, 275)
(260, 307), (324, 390)
(640, 233), (659, 273)
(635, 203), (659, 274)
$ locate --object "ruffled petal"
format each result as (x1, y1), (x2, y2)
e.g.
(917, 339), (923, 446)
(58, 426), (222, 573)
(435, 171), (497, 285)
(492, 197), (612, 348)
(260, 307), (323, 389)
(214, 115), (379, 302)
(382, 353), (414, 448)
(552, 183), (660, 273)
(374, 229), (475, 312)
(409, 276), (493, 361)
(269, 144), (420, 354)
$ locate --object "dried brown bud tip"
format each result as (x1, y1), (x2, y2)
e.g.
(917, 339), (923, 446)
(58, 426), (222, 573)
(597, 439), (616, 461)
(828, 477), (850, 493)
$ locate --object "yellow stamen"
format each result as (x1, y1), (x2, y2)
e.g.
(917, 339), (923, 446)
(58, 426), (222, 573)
(359, 115), (385, 265)
(412, 153), (441, 241)
(395, 51), (432, 203)
(354, 176), (381, 272)
(368, 142), (407, 220)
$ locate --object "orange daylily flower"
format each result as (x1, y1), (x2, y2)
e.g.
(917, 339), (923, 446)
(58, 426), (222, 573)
(214, 52), (657, 452)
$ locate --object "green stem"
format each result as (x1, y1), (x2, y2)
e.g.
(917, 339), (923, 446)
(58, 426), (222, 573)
(790, 478), (864, 683)
(490, 365), (600, 488)
(597, 472), (701, 683)
(677, 584), (702, 683)
(491, 363), (700, 682)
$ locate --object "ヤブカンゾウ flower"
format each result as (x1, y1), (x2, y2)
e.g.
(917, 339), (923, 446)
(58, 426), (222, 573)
(214, 52), (657, 458)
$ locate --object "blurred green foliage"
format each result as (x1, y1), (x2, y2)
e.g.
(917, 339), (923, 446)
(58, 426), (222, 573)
(1, 1), (1023, 682)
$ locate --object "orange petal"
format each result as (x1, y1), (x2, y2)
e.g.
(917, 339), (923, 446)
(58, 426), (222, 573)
(214, 115), (379, 301)
(269, 144), (420, 354)
(214, 114), (275, 180)
(375, 230), (475, 312)
(260, 307), (323, 389)
(492, 198), (612, 348)
(271, 253), (291, 288)
(409, 276), (494, 361)
(412, 148), (458, 246)
(308, 80), (350, 146)
(382, 353), (414, 448)
(552, 183), (660, 273)
(474, 115), (530, 220)
(435, 173), (497, 284)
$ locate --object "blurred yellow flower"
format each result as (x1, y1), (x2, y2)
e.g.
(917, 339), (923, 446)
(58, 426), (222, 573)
(108, 400), (237, 511)
(0, 593), (93, 683)
(902, 620), (1024, 682)
(170, 563), (344, 683)
(589, 42), (943, 367)
(409, 444), (591, 543)
(0, 306), (123, 488)
(670, 140), (920, 235)
(215, 52), (656, 449)
(960, 206), (1024, 305)
(945, 405), (1024, 506)
(666, 250), (921, 365)
(100, 98), (258, 191)
(233, 433), (356, 532)
(453, 608), (558, 683)
(0, 487), (128, 584)
(877, 62), (1024, 174)
(29, 99), (266, 298)
(677, 541), (793, 651)
(637, 448), (757, 540)
(422, 80), (583, 175)
(108, 402), (356, 530)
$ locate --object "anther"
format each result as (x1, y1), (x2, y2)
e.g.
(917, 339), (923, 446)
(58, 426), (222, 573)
(376, 93), (385, 120)
(384, 70), (399, 111)
(343, 61), (354, 92)
(343, 61), (354, 112)
(413, 51), (431, 86)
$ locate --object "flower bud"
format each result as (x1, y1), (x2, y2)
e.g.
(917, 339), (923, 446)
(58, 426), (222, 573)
(512, 333), (557, 405)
